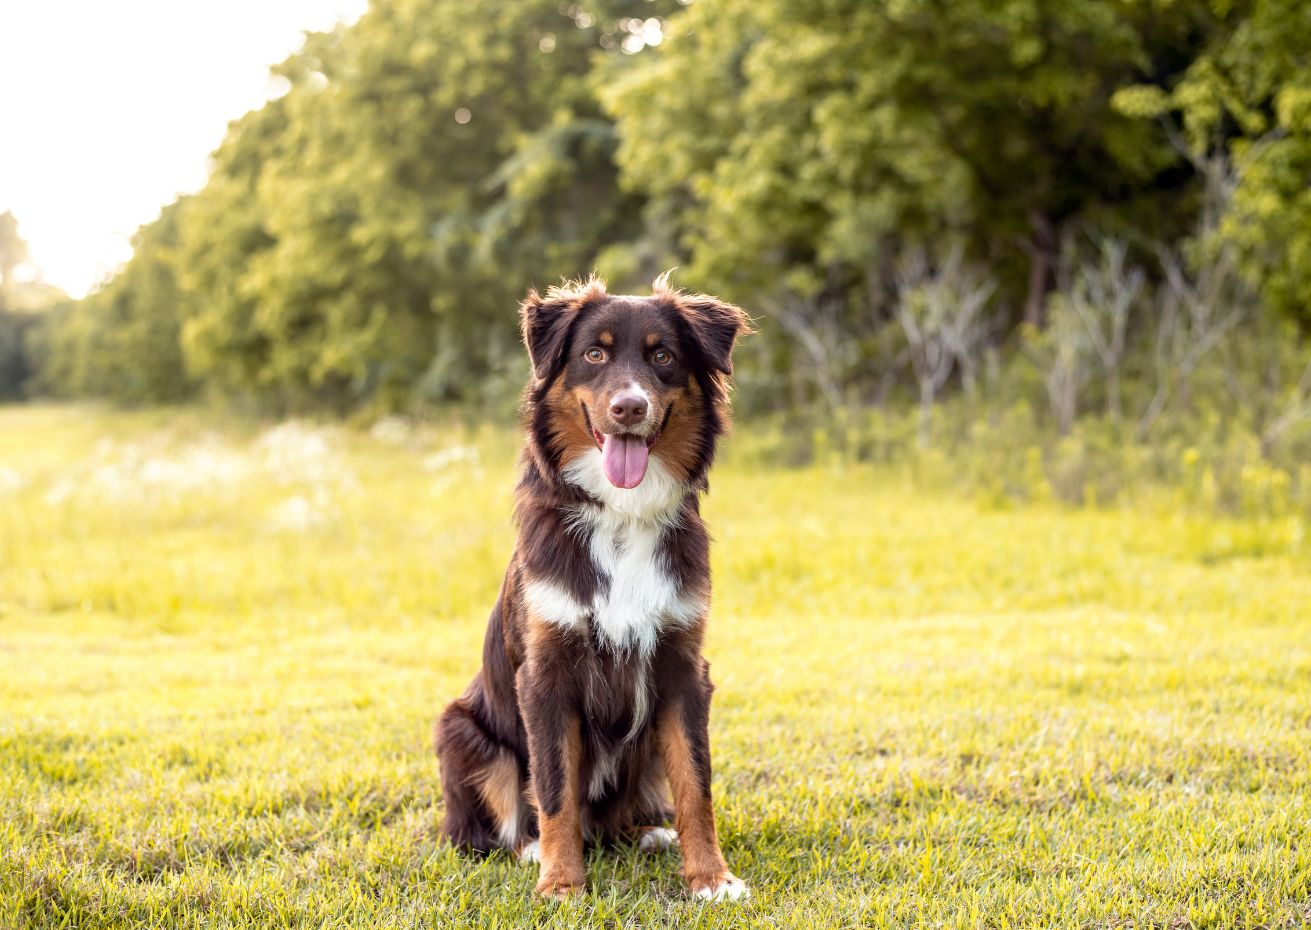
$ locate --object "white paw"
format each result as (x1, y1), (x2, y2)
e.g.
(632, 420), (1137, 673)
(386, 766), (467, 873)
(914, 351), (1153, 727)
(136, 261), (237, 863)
(694, 875), (749, 902)
(638, 827), (679, 852)
(516, 840), (541, 864)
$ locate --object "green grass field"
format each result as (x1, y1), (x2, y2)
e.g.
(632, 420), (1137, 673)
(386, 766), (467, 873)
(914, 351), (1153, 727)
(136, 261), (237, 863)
(2, 404), (1310, 928)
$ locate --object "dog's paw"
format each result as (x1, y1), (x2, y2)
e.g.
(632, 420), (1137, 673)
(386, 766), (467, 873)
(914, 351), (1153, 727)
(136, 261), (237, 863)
(516, 840), (541, 865)
(534, 874), (586, 900)
(637, 827), (679, 853)
(689, 871), (749, 902)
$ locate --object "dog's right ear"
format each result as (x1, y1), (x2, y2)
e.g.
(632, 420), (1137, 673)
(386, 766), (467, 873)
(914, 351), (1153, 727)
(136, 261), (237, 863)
(519, 290), (575, 382)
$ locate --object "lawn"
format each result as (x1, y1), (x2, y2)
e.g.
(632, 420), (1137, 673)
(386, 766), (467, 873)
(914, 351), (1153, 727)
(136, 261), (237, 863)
(2, 404), (1309, 929)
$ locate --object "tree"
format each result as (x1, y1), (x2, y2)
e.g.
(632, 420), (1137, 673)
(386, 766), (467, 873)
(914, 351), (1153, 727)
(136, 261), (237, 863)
(37, 202), (193, 404)
(0, 210), (30, 312)
(1057, 236), (1145, 425)
(894, 249), (995, 446)
(1177, 0), (1311, 326)
(0, 213), (51, 399)
(603, 0), (1218, 360)
(172, 0), (678, 412)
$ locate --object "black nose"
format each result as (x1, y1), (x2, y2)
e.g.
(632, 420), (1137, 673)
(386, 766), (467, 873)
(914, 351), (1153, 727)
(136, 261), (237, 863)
(609, 393), (648, 426)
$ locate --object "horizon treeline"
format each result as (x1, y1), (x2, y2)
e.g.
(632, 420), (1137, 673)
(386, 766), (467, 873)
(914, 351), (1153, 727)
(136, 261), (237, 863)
(11, 0), (1311, 429)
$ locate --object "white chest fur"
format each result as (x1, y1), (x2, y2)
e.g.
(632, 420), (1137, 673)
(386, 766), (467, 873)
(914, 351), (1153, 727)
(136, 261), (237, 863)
(582, 505), (703, 654)
(523, 451), (705, 654)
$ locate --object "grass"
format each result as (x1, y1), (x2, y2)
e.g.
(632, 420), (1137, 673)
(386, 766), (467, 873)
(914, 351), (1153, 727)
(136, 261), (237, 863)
(2, 402), (1310, 929)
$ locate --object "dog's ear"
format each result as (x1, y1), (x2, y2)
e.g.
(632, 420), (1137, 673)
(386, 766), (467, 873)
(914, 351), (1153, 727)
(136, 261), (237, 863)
(521, 277), (609, 381)
(520, 290), (576, 382)
(676, 294), (754, 377)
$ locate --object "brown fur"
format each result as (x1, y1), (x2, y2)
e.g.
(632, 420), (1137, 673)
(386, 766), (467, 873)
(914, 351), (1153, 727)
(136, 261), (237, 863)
(534, 716), (585, 897)
(657, 704), (730, 892)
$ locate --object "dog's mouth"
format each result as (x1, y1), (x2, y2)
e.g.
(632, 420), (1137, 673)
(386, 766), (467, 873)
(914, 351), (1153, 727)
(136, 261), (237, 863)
(581, 403), (671, 490)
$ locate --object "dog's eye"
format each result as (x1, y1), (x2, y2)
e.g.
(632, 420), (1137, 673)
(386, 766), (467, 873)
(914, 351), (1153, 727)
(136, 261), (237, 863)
(584, 347), (607, 363)
(652, 349), (673, 366)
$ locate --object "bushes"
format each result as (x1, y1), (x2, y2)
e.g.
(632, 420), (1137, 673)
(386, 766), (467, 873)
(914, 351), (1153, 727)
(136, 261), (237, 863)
(0, 310), (37, 401)
(752, 291), (1311, 524)
(736, 187), (1311, 524)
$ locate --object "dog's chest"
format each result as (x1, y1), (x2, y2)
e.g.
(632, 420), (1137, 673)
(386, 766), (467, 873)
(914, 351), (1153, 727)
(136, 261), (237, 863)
(582, 513), (699, 655)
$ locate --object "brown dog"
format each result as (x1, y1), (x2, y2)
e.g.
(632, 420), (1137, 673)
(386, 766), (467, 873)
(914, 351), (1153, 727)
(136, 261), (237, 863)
(434, 274), (751, 900)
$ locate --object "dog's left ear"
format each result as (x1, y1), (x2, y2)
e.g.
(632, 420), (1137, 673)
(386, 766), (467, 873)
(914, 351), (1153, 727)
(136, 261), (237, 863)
(677, 295), (754, 376)
(520, 290), (576, 382)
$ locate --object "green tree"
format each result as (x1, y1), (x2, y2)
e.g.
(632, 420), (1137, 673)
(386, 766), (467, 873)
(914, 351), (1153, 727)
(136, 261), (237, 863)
(1163, 0), (1311, 325)
(174, 0), (675, 413)
(603, 0), (1217, 345)
(0, 210), (29, 312)
(38, 202), (193, 404)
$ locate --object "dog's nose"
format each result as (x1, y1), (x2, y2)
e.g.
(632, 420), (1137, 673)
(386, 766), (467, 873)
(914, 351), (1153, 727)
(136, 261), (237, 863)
(609, 393), (648, 426)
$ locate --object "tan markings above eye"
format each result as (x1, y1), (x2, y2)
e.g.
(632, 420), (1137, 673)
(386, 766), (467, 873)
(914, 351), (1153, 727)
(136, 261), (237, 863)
(645, 333), (660, 348)
(584, 347), (607, 363)
(652, 349), (673, 365)
(598, 331), (614, 347)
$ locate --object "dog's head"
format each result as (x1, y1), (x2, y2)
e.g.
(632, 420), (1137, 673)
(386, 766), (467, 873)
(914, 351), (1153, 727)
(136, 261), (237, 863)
(521, 275), (751, 491)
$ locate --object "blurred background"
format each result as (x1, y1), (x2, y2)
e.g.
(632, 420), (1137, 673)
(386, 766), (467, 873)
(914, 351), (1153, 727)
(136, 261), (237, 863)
(2, 0), (1310, 519)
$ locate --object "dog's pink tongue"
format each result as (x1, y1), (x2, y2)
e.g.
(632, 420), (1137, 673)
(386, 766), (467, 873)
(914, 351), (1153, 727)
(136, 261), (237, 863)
(600, 434), (649, 489)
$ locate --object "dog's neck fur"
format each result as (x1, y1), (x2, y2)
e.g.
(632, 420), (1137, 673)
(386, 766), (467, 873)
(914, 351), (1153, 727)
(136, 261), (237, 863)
(560, 449), (688, 527)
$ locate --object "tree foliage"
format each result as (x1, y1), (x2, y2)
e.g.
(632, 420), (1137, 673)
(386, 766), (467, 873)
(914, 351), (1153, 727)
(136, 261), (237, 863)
(177, 0), (680, 413)
(602, 0), (1222, 408)
(27, 0), (1311, 412)
(1175, 0), (1311, 324)
(0, 212), (68, 400)
(35, 202), (192, 404)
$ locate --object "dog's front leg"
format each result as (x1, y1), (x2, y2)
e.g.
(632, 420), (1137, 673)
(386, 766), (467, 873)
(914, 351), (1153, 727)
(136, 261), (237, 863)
(655, 659), (749, 902)
(518, 660), (586, 898)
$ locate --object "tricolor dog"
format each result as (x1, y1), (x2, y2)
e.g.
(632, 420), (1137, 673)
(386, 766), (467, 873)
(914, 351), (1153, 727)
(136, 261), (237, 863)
(434, 275), (752, 900)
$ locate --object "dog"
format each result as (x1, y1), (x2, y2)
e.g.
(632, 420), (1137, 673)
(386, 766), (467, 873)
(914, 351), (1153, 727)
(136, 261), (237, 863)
(434, 274), (752, 900)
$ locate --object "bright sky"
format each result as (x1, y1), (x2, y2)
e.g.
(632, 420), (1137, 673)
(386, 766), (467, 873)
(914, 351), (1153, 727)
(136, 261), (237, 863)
(0, 0), (368, 299)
